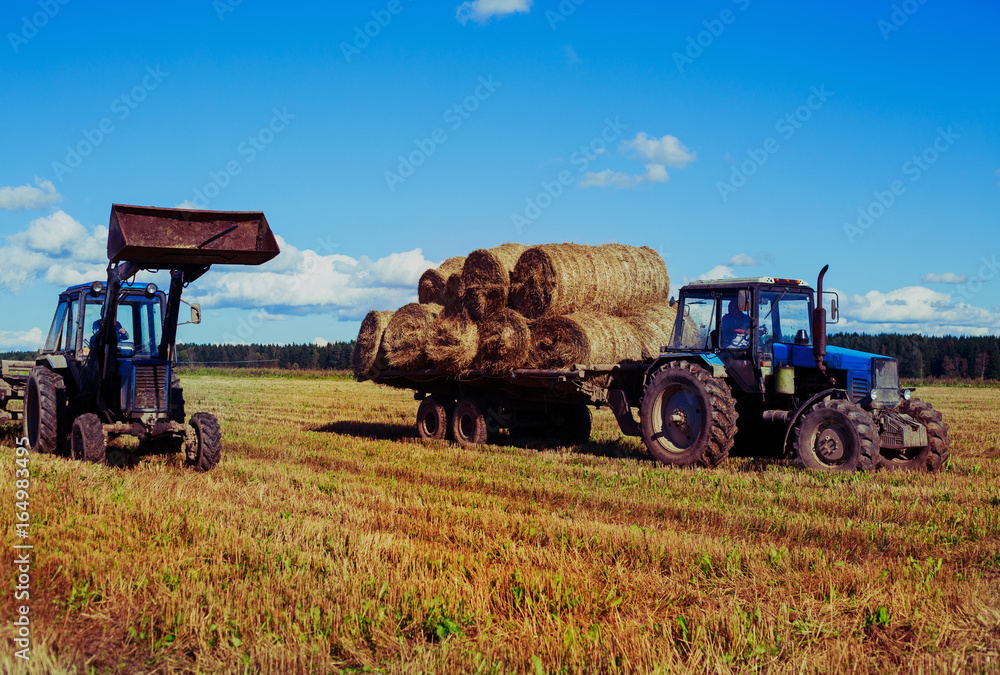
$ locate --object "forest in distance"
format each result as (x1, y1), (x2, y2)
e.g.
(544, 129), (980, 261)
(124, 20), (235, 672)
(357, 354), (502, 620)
(2, 333), (998, 381)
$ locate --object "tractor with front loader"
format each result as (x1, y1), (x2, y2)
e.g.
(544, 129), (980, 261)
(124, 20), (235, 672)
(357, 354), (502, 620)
(9, 204), (279, 470)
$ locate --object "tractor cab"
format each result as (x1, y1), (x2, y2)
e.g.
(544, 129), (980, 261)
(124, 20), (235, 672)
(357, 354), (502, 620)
(667, 276), (820, 395)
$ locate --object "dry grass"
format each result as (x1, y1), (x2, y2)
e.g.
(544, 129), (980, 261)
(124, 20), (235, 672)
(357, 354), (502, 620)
(1, 380), (998, 674)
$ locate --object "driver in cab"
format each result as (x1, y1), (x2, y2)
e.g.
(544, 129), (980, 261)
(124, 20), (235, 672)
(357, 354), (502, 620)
(721, 290), (752, 348)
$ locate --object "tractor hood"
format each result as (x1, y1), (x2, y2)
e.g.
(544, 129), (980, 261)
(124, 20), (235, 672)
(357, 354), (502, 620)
(772, 343), (888, 372)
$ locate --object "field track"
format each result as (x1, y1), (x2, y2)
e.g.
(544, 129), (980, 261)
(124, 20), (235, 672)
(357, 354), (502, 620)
(2, 374), (999, 673)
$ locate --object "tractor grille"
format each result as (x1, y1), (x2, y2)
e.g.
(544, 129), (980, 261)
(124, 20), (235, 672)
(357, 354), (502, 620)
(871, 358), (900, 407)
(133, 364), (167, 411)
(849, 377), (869, 403)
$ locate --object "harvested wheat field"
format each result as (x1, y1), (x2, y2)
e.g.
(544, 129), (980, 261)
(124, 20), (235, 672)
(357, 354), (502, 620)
(1, 373), (998, 674)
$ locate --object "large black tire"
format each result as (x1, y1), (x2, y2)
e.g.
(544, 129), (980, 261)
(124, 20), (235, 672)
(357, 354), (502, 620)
(639, 361), (738, 468)
(795, 399), (879, 472)
(187, 412), (222, 472)
(71, 413), (106, 464)
(552, 404), (592, 444)
(23, 368), (67, 455)
(880, 399), (950, 471)
(416, 396), (452, 441)
(451, 397), (492, 448)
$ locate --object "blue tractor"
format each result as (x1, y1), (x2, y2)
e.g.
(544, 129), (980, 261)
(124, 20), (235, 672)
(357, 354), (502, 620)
(634, 266), (949, 471)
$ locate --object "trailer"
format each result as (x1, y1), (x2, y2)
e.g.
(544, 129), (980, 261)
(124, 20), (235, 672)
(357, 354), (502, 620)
(370, 362), (648, 447)
(0, 361), (32, 423)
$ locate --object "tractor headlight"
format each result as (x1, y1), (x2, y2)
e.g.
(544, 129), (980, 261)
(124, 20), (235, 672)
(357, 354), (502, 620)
(144, 283), (157, 297)
(901, 388), (912, 401)
(89, 281), (104, 295)
(870, 388), (878, 400)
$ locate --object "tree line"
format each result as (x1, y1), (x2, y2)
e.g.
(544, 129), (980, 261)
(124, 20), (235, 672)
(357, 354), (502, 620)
(3, 333), (998, 379)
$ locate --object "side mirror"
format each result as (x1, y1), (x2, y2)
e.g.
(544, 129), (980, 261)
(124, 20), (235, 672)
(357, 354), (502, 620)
(190, 303), (202, 325)
(828, 292), (840, 324)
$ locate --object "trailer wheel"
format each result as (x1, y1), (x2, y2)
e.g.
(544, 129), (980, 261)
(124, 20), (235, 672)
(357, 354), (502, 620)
(795, 399), (879, 472)
(451, 397), (492, 447)
(23, 368), (67, 455)
(187, 412), (222, 472)
(71, 414), (106, 464)
(416, 396), (452, 441)
(880, 400), (950, 472)
(640, 361), (737, 468)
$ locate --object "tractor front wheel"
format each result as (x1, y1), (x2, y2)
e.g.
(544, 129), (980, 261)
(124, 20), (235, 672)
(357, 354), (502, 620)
(795, 399), (879, 472)
(23, 368), (67, 455)
(880, 400), (950, 471)
(71, 413), (106, 464)
(187, 412), (222, 472)
(639, 361), (738, 468)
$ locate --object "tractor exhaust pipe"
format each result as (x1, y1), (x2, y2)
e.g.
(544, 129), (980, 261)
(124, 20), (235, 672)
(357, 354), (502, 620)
(813, 264), (829, 376)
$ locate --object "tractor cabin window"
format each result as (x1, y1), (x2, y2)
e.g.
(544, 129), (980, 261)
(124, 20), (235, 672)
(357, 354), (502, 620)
(719, 290), (753, 351)
(44, 301), (69, 352)
(116, 296), (163, 357)
(759, 291), (812, 345)
(671, 295), (716, 350)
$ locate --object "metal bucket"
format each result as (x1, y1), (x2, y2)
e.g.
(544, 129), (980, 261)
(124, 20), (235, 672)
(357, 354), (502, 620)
(107, 204), (280, 266)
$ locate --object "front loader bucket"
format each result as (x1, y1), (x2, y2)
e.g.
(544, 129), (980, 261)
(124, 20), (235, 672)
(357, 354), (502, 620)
(108, 204), (280, 266)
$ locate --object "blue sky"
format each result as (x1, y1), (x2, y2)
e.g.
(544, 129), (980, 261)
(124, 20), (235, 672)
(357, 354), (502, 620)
(1, 0), (998, 349)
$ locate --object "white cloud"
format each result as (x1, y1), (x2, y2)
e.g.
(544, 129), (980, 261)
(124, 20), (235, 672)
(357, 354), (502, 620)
(920, 272), (968, 284)
(622, 133), (696, 168)
(698, 265), (737, 281)
(579, 163), (670, 189)
(174, 200), (204, 210)
(313, 337), (330, 347)
(728, 254), (760, 267)
(457, 0), (531, 24)
(839, 286), (1000, 335)
(186, 245), (439, 321)
(0, 211), (109, 293)
(0, 327), (44, 351)
(0, 178), (62, 211)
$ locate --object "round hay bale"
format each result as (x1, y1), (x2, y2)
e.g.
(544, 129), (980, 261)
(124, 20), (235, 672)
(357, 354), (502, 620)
(352, 310), (394, 379)
(622, 302), (678, 360)
(509, 244), (670, 319)
(382, 303), (443, 370)
(475, 308), (531, 376)
(417, 256), (466, 306)
(445, 273), (464, 306)
(460, 243), (528, 321)
(528, 312), (644, 369)
(426, 309), (479, 375)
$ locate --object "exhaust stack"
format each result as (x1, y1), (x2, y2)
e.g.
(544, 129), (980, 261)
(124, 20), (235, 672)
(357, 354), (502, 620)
(813, 264), (829, 376)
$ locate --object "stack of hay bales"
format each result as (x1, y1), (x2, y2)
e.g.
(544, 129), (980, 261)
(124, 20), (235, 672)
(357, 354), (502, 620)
(352, 243), (678, 378)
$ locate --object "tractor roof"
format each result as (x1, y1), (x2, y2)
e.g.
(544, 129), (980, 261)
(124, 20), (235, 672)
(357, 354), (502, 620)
(683, 276), (811, 290)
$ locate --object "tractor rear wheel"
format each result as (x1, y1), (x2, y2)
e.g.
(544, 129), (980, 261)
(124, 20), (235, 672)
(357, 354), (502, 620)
(71, 413), (106, 464)
(451, 397), (493, 447)
(23, 368), (67, 455)
(639, 361), (738, 468)
(416, 396), (452, 441)
(187, 412), (222, 472)
(880, 400), (950, 471)
(795, 399), (879, 472)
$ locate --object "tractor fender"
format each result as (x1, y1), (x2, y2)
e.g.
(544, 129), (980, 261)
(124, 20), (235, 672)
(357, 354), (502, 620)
(643, 352), (726, 387)
(780, 387), (846, 455)
(35, 355), (68, 371)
